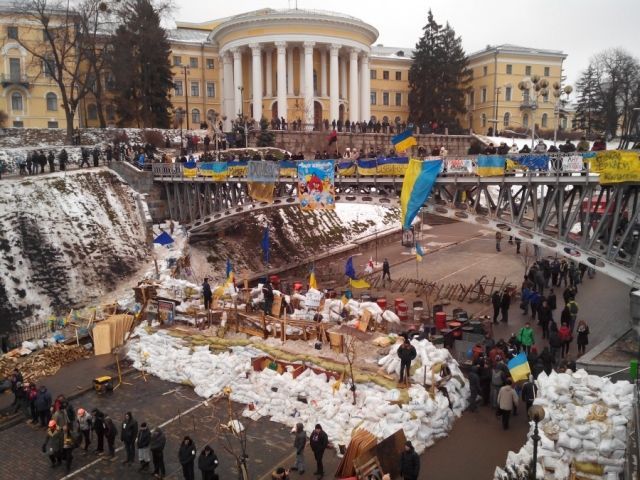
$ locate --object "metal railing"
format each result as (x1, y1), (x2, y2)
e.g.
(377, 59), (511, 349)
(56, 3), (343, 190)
(5, 320), (52, 350)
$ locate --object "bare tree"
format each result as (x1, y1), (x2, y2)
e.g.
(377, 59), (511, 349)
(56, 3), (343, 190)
(343, 334), (359, 405)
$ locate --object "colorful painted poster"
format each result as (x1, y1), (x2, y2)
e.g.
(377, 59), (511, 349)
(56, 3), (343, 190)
(561, 155), (584, 172)
(248, 161), (279, 182)
(297, 160), (335, 210)
(227, 161), (248, 177)
(589, 150), (640, 184)
(198, 162), (228, 180)
(445, 158), (474, 173)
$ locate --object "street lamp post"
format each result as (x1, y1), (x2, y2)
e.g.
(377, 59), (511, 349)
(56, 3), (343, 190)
(182, 66), (190, 130)
(237, 86), (248, 148)
(528, 405), (545, 479)
(518, 75), (550, 148)
(552, 83), (573, 146)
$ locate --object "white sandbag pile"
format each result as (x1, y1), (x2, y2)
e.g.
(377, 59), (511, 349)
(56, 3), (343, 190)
(494, 370), (635, 480)
(378, 338), (457, 383)
(127, 328), (468, 455)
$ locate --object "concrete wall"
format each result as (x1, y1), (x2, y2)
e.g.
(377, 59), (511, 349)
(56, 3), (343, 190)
(260, 131), (474, 156)
(108, 162), (168, 223)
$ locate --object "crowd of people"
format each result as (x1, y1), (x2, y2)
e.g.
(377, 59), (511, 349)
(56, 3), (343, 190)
(7, 372), (219, 479)
(469, 135), (609, 156)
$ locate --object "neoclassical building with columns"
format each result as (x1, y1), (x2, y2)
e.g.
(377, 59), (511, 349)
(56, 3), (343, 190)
(167, 8), (413, 131)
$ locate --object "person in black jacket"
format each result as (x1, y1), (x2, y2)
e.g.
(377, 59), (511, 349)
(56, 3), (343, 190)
(202, 278), (212, 311)
(150, 427), (166, 478)
(397, 337), (417, 385)
(400, 441), (420, 480)
(121, 412), (138, 465)
(198, 445), (219, 480)
(104, 415), (117, 458)
(58, 149), (68, 171)
(468, 365), (481, 412)
(179, 436), (197, 480)
(137, 422), (151, 471)
(35, 385), (52, 427)
(91, 409), (105, 454)
(309, 424), (328, 477)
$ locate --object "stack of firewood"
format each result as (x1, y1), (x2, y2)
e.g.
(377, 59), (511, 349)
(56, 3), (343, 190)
(0, 344), (91, 383)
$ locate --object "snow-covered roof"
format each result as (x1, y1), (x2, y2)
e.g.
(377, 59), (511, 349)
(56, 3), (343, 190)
(469, 43), (566, 59)
(370, 45), (414, 61)
(167, 28), (210, 44)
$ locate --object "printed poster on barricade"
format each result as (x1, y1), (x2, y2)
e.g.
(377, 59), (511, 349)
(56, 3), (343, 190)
(561, 155), (584, 173)
(248, 161), (279, 182)
(445, 158), (474, 173)
(297, 160), (335, 210)
(590, 150), (640, 184)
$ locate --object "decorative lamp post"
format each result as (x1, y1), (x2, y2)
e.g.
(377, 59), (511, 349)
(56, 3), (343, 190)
(528, 404), (545, 479)
(518, 75), (550, 148)
(552, 83), (573, 146)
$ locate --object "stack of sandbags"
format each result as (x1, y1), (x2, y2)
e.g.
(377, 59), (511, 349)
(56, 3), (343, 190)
(494, 370), (635, 480)
(127, 327), (468, 455)
(378, 338), (456, 384)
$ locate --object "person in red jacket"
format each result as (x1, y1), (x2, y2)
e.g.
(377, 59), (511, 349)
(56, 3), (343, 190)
(591, 137), (607, 151)
(558, 322), (572, 358)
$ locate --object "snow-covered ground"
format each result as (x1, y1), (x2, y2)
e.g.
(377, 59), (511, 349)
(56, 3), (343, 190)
(0, 168), (148, 328)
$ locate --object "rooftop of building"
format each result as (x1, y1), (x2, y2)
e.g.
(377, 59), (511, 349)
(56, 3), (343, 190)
(468, 43), (567, 59)
(370, 44), (414, 60)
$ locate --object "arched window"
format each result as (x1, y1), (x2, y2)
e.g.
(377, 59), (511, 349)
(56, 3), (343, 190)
(87, 104), (98, 120)
(106, 104), (115, 121)
(382, 115), (389, 123)
(523, 113), (529, 128)
(394, 116), (401, 124)
(46, 92), (57, 111)
(370, 115), (377, 123)
(481, 113), (487, 127)
(207, 109), (216, 123)
(503, 112), (510, 127)
(313, 70), (317, 95)
(11, 92), (23, 111)
(541, 113), (548, 128)
(192, 108), (200, 124)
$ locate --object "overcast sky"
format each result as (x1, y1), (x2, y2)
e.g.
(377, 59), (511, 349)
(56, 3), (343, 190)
(170, 0), (640, 90)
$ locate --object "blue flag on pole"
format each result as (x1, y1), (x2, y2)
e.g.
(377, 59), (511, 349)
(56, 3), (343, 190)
(261, 226), (270, 264)
(153, 231), (174, 246)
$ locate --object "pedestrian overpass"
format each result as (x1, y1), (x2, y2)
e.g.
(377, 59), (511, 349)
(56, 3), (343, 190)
(151, 163), (640, 287)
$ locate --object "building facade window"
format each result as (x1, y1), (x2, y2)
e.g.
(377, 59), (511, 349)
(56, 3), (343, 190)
(206, 58), (214, 69)
(370, 69), (376, 80)
(382, 92), (389, 105)
(43, 56), (55, 78)
(13, 121), (24, 128)
(46, 92), (58, 111)
(370, 91), (376, 105)
(173, 56), (182, 66)
(469, 90), (475, 107)
(190, 81), (199, 97)
(48, 121), (59, 128)
(483, 65), (488, 76)
(206, 82), (215, 98)
(395, 92), (401, 106)
(11, 92), (23, 111)
(192, 108), (200, 124)
(503, 112), (510, 127)
(106, 104), (116, 121)
(383, 70), (389, 80)
(523, 90), (530, 103)
(8, 26), (18, 40)
(541, 113), (548, 127)
(207, 109), (215, 122)
(395, 71), (401, 81)
(9, 58), (21, 81)
(505, 86), (512, 101)
(189, 57), (198, 68)
(506, 64), (512, 74)
(542, 93), (549, 103)
(481, 113), (487, 127)
(544, 66), (550, 76)
(481, 88), (487, 103)
(87, 104), (98, 120)
(523, 113), (529, 128)
(174, 80), (183, 96)
(525, 65), (532, 76)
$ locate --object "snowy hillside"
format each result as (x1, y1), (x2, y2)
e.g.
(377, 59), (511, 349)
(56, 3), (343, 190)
(0, 169), (149, 331)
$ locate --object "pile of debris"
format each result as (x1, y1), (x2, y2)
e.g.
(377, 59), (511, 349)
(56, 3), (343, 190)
(0, 344), (91, 384)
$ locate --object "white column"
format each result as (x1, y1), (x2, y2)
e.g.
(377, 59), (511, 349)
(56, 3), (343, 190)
(340, 56), (347, 100)
(286, 46), (294, 95)
(329, 44), (340, 124)
(276, 41), (287, 121)
(298, 46), (305, 96)
(348, 48), (359, 123)
(303, 41), (315, 129)
(250, 43), (263, 121)
(222, 52), (234, 130)
(320, 48), (327, 97)
(264, 48), (273, 97)
(232, 48), (243, 117)
(360, 53), (370, 122)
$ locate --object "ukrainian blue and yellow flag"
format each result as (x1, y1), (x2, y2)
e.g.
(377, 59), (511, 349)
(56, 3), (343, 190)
(415, 243), (425, 262)
(337, 160), (356, 176)
(309, 266), (318, 290)
(199, 162), (228, 180)
(392, 129), (417, 153)
(400, 158), (443, 230)
(225, 258), (234, 285)
(345, 256), (370, 289)
(477, 155), (505, 177)
(507, 352), (531, 382)
(356, 158), (378, 176)
(183, 160), (197, 177)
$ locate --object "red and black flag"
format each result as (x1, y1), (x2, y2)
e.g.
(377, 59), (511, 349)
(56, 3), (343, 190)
(327, 129), (337, 146)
